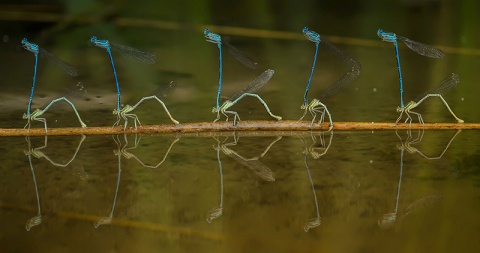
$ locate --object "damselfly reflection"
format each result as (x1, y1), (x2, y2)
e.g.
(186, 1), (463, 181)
(395, 129), (462, 160)
(27, 135), (87, 169)
(378, 129), (450, 228)
(23, 137), (42, 231)
(23, 135), (88, 231)
(94, 135), (124, 228)
(216, 134), (282, 181)
(207, 137), (225, 223)
(299, 131), (359, 222)
(298, 131), (333, 159)
(303, 155), (321, 232)
(206, 135), (282, 223)
(118, 133), (180, 169)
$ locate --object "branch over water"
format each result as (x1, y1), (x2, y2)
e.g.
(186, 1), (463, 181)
(0, 121), (477, 137)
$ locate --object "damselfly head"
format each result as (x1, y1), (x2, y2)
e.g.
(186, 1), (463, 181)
(303, 28), (320, 43)
(396, 106), (402, 113)
(204, 30), (221, 44)
(377, 29), (383, 38)
(21, 38), (38, 52)
(212, 107), (219, 113)
(90, 36), (109, 48)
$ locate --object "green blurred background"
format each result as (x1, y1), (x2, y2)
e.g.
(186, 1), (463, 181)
(0, 0), (478, 127)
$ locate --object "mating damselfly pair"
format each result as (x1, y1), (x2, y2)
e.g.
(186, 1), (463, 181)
(21, 37), (179, 133)
(20, 27), (463, 133)
(204, 27), (462, 130)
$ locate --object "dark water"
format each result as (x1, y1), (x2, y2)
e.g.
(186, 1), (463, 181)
(1, 0), (480, 252)
(1, 130), (479, 252)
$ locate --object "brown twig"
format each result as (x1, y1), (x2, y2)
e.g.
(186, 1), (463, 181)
(0, 121), (477, 137)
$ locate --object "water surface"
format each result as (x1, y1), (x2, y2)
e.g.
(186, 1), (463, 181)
(1, 1), (480, 252)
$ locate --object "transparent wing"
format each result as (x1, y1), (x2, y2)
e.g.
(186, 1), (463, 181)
(39, 48), (78, 76)
(223, 36), (258, 69)
(110, 42), (157, 64)
(413, 73), (460, 102)
(318, 39), (361, 99)
(397, 36), (445, 58)
(39, 82), (87, 111)
(229, 69), (274, 101)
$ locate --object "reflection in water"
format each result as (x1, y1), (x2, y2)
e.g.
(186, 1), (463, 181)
(94, 134), (179, 227)
(299, 131), (333, 159)
(119, 133), (180, 169)
(7, 130), (474, 251)
(206, 135), (282, 223)
(378, 141), (403, 228)
(218, 135), (281, 181)
(300, 131), (333, 232)
(94, 135), (123, 228)
(207, 138), (225, 223)
(23, 135), (87, 230)
(378, 129), (459, 228)
(396, 129), (462, 160)
(24, 137), (42, 231)
(30, 135), (87, 168)
(302, 155), (321, 232)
